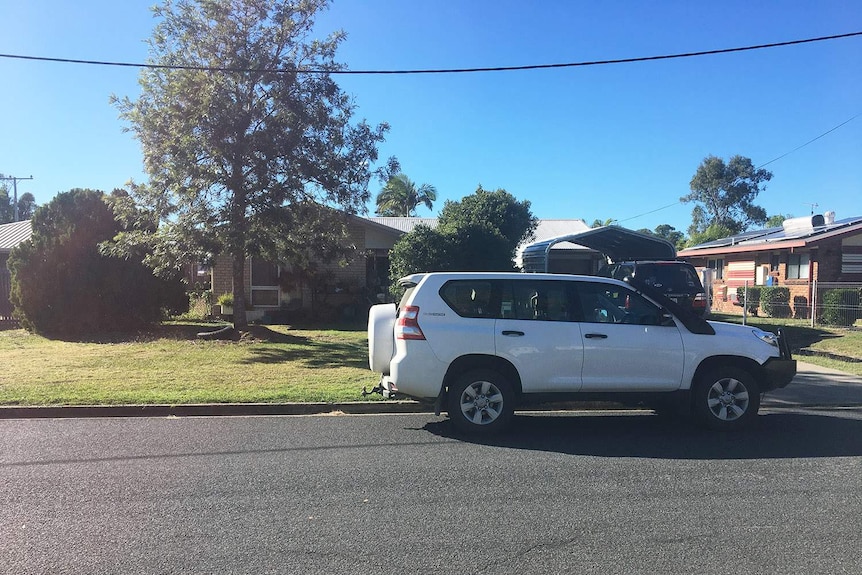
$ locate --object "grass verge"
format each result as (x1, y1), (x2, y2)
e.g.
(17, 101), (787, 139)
(0, 323), (380, 406)
(710, 313), (862, 376)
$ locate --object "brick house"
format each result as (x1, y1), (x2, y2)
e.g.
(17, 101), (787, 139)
(208, 216), (594, 321)
(677, 213), (862, 316)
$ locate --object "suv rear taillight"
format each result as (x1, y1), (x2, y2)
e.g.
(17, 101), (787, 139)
(396, 306), (426, 340)
(692, 293), (707, 310)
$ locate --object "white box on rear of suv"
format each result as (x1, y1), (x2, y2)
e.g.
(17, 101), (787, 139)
(368, 272), (795, 435)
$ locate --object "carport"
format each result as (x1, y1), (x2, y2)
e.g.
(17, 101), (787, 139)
(521, 226), (676, 273)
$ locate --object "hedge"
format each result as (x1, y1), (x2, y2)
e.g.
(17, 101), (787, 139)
(820, 289), (861, 327)
(760, 287), (791, 318)
(736, 286), (761, 315)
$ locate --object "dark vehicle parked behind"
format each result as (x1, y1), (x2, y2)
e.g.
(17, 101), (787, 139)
(600, 260), (708, 317)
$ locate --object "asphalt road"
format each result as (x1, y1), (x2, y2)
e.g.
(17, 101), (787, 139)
(2, 409), (861, 575)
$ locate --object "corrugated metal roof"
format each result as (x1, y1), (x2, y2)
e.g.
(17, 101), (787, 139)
(0, 220), (32, 252)
(521, 226), (676, 273)
(364, 217), (438, 233)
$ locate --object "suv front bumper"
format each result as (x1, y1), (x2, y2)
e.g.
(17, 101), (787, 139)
(762, 328), (796, 391)
(762, 357), (797, 391)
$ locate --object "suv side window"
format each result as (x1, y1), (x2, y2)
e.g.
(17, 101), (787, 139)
(500, 280), (577, 322)
(439, 280), (496, 318)
(575, 282), (664, 325)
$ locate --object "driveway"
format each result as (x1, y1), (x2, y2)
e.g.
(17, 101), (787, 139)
(762, 361), (862, 408)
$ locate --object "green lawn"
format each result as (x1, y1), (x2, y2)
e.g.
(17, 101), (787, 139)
(0, 323), (380, 406)
(2, 315), (859, 407)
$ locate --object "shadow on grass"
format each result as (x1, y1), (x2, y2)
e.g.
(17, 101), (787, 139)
(712, 314), (837, 350)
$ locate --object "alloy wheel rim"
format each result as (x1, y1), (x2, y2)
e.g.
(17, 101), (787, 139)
(460, 380), (504, 425)
(706, 377), (750, 421)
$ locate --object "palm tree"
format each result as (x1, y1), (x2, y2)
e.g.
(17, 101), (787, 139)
(375, 174), (437, 217)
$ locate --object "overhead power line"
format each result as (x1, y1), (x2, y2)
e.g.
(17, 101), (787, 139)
(0, 31), (860, 75)
(617, 112), (861, 225)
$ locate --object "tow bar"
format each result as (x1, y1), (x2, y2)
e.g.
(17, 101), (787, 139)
(361, 376), (396, 399)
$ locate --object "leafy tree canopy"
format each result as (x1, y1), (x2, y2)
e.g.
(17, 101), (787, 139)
(686, 223), (736, 248)
(388, 186), (536, 294)
(438, 185), (537, 257)
(766, 213), (792, 228)
(681, 155), (772, 236)
(591, 218), (615, 228)
(635, 224), (687, 251)
(112, 0), (390, 328)
(375, 173), (437, 216)
(7, 189), (187, 336)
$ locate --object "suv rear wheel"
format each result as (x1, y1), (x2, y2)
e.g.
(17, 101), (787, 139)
(448, 369), (515, 435)
(692, 366), (760, 430)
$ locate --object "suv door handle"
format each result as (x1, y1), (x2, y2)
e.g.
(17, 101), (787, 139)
(584, 333), (608, 339)
(501, 330), (525, 336)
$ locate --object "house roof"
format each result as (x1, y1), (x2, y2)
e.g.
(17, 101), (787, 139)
(0, 220), (32, 253)
(364, 217), (438, 234)
(678, 214), (862, 257)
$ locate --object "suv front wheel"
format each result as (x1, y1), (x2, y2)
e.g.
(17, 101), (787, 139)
(692, 366), (760, 430)
(448, 369), (515, 435)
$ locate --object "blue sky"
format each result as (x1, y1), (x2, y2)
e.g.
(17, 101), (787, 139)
(1, 0), (860, 235)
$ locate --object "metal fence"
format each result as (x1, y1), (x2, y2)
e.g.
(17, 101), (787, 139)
(736, 281), (862, 328)
(810, 281), (862, 328)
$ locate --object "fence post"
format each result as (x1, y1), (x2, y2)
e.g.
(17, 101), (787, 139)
(742, 281), (748, 326)
(811, 280), (817, 328)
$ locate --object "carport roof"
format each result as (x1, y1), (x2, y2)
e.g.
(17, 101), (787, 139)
(521, 225), (676, 272)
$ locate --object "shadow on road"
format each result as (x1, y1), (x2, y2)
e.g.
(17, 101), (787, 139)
(423, 410), (862, 460)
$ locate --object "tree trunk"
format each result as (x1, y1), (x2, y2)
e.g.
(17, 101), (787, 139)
(232, 254), (248, 330)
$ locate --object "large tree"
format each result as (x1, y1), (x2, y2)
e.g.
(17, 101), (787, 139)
(681, 155), (772, 236)
(375, 174), (437, 216)
(113, 0), (389, 329)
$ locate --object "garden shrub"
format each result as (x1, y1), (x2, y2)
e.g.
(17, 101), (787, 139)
(736, 286), (761, 315)
(760, 287), (791, 318)
(819, 289), (861, 327)
(8, 189), (188, 336)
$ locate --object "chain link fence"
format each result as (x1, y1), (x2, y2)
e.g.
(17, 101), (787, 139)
(810, 282), (862, 328)
(735, 281), (862, 328)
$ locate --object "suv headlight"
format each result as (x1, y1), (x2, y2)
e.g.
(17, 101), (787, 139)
(752, 328), (778, 347)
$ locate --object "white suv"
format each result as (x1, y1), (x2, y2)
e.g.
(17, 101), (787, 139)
(367, 272), (796, 435)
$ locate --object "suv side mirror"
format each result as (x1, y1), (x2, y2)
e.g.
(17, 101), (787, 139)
(660, 312), (676, 327)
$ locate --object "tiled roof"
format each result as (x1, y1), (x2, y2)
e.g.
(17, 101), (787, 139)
(0, 220), (32, 252)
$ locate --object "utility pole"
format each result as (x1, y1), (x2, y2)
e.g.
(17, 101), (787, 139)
(0, 175), (33, 222)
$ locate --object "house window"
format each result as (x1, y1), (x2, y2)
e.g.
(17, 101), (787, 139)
(770, 255), (780, 272)
(787, 254), (810, 280)
(251, 258), (280, 307)
(707, 258), (724, 280)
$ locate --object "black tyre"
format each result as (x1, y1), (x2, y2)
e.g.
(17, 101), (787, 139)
(692, 366), (760, 430)
(448, 369), (515, 435)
